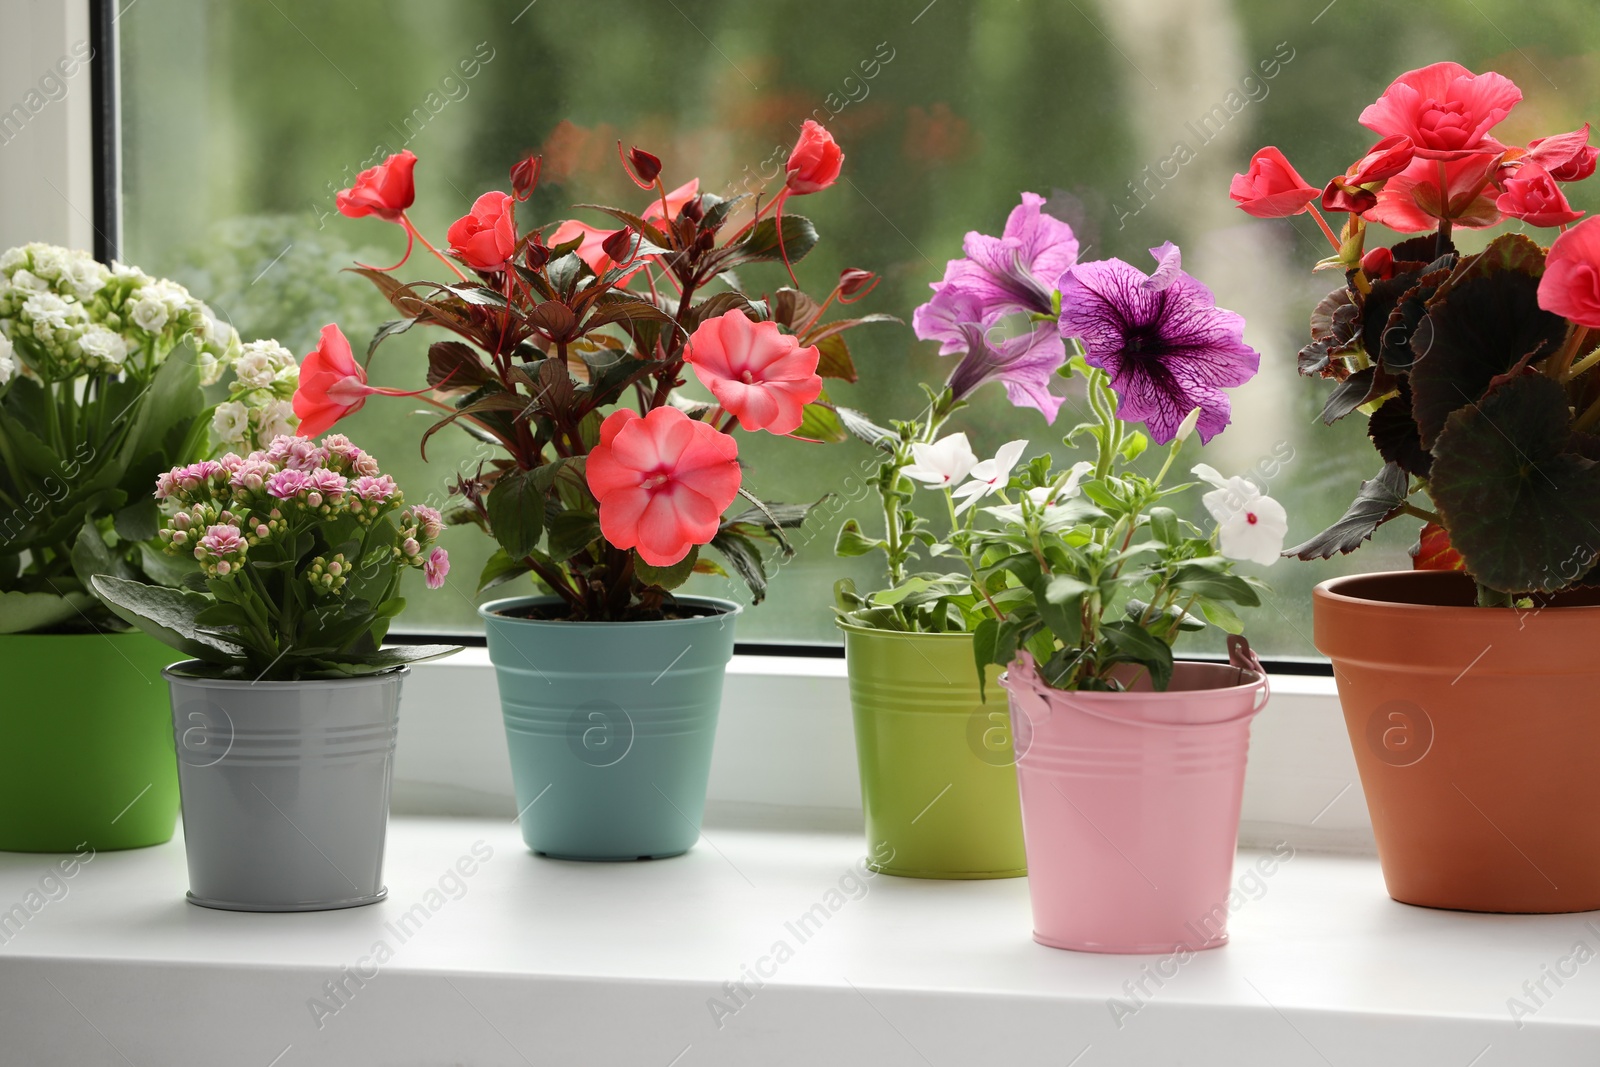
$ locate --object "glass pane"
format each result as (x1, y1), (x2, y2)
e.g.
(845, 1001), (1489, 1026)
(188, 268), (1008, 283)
(118, 0), (1599, 653)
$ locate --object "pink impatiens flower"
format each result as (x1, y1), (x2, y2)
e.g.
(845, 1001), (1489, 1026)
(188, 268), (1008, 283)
(585, 406), (741, 567)
(424, 547), (450, 589)
(684, 310), (823, 436)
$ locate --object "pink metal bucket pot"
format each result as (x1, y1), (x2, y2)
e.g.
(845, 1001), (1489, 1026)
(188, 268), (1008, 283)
(1003, 654), (1268, 953)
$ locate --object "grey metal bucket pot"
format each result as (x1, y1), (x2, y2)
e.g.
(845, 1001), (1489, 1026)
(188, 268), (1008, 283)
(479, 595), (739, 861)
(163, 664), (406, 912)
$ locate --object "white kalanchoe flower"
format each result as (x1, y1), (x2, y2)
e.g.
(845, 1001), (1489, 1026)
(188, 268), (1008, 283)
(1192, 464), (1288, 566)
(77, 324), (128, 369)
(903, 432), (979, 488)
(211, 401), (250, 445)
(233, 347), (277, 389)
(0, 333), (14, 385)
(255, 398), (298, 442)
(953, 439), (1029, 514)
(129, 292), (170, 333)
(10, 269), (48, 293)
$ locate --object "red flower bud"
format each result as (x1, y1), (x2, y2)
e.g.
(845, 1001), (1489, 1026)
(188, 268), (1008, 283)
(785, 121), (844, 195)
(629, 146), (662, 184)
(1322, 177), (1379, 216)
(523, 237), (549, 271)
(600, 228), (635, 266)
(680, 196), (705, 223)
(1360, 246), (1395, 280)
(510, 152), (542, 201)
(837, 267), (880, 302)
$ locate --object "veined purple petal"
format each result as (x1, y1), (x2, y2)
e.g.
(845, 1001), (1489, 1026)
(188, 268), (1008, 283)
(1144, 242), (1183, 291)
(938, 192), (1079, 319)
(947, 321), (1067, 423)
(1058, 252), (1259, 444)
(912, 282), (1000, 356)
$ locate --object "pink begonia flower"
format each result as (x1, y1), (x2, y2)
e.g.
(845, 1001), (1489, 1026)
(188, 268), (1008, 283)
(1539, 217), (1600, 330)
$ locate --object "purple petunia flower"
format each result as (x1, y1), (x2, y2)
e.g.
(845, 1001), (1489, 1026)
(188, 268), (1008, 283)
(913, 193), (1079, 350)
(945, 319), (1068, 423)
(1057, 244), (1259, 444)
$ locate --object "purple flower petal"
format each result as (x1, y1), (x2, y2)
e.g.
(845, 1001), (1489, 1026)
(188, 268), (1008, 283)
(947, 321), (1067, 423)
(912, 282), (999, 356)
(922, 193), (1079, 322)
(1144, 241), (1183, 291)
(1058, 250), (1259, 444)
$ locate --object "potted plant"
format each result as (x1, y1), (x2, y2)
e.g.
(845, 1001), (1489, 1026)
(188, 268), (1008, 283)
(829, 193), (1084, 880)
(1234, 62), (1600, 912)
(0, 243), (287, 853)
(958, 241), (1281, 953)
(306, 124), (888, 860)
(92, 434), (458, 910)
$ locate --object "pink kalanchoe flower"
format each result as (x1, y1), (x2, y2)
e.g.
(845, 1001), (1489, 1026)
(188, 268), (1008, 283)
(217, 452), (247, 475)
(197, 524), (245, 557)
(684, 310), (823, 436)
(266, 435), (328, 472)
(174, 461), (224, 493)
(265, 469), (311, 500)
(155, 469), (179, 499)
(305, 468), (350, 498)
(423, 547), (450, 589)
(410, 504), (444, 540)
(230, 456), (279, 493)
(351, 474), (400, 503)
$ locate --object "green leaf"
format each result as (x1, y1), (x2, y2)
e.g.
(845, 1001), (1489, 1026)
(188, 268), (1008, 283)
(1429, 373), (1600, 593)
(724, 213), (820, 268)
(486, 468), (546, 559)
(89, 575), (244, 661)
(478, 548), (534, 594)
(710, 527), (768, 603)
(112, 497), (161, 543)
(71, 520), (130, 594)
(794, 395), (848, 443)
(1100, 620), (1175, 691)
(813, 334), (857, 382)
(1032, 575), (1083, 646)
(1167, 565), (1260, 607)
(635, 547), (698, 591)
(545, 510), (602, 562)
(321, 644), (463, 674)
(427, 340), (493, 392)
(834, 518), (886, 558)
(0, 589), (98, 634)
(1198, 598), (1245, 635)
(1285, 463), (1409, 560)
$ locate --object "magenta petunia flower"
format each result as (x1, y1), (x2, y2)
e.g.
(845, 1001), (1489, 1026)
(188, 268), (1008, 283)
(945, 319), (1068, 423)
(915, 192), (1079, 337)
(1057, 244), (1259, 444)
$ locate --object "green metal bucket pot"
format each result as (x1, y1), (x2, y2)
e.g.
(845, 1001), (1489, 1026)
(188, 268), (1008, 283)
(480, 595), (739, 861)
(0, 630), (181, 852)
(839, 621), (1026, 879)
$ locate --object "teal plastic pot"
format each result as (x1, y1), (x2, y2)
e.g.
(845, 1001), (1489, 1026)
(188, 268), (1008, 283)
(480, 595), (740, 861)
(839, 622), (1026, 879)
(0, 631), (181, 852)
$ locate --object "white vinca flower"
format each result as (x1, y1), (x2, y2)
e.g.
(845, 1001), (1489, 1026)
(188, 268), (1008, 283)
(903, 432), (979, 488)
(1029, 460), (1096, 507)
(1192, 464), (1288, 566)
(953, 439), (1028, 514)
(210, 401), (250, 445)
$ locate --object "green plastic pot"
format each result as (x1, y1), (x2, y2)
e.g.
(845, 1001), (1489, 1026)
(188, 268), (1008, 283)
(839, 621), (1026, 879)
(0, 630), (181, 852)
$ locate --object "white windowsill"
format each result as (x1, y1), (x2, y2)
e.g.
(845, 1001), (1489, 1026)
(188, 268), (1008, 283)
(393, 651), (1372, 854)
(1, 817), (1592, 1065)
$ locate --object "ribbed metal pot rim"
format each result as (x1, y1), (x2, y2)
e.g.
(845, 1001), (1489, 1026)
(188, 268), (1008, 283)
(161, 663), (411, 688)
(479, 593), (743, 627)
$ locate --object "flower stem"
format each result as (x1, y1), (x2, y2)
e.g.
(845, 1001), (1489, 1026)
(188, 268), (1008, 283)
(1308, 205), (1341, 251)
(403, 213), (470, 282)
(1557, 327), (1596, 381)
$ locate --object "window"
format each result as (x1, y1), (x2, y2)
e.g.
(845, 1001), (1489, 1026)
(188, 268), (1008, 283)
(116, 0), (1598, 650)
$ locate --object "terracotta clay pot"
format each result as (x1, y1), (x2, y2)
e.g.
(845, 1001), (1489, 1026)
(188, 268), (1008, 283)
(1315, 570), (1600, 913)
